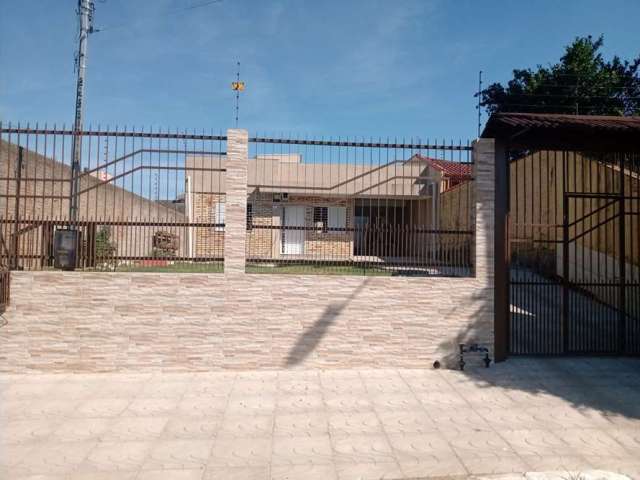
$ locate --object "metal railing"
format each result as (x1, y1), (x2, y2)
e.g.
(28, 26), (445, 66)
(1, 124), (227, 272)
(508, 149), (640, 355)
(243, 135), (475, 276)
(1, 125), (477, 277)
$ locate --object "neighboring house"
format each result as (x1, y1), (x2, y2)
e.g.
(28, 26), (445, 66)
(509, 150), (639, 308)
(0, 140), (187, 268)
(185, 153), (474, 262)
(510, 150), (639, 267)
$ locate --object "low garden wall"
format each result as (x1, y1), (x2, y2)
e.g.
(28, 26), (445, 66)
(0, 270), (493, 372)
(0, 134), (496, 372)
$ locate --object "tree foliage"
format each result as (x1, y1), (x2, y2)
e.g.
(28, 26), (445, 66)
(479, 36), (640, 116)
(95, 226), (116, 258)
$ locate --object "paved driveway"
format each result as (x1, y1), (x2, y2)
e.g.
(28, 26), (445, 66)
(1, 358), (639, 479)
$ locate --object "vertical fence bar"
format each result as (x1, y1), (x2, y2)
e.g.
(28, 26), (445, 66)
(10, 147), (24, 270)
(619, 153), (626, 353)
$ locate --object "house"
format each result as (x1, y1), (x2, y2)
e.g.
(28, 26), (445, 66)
(0, 140), (187, 268)
(185, 153), (474, 263)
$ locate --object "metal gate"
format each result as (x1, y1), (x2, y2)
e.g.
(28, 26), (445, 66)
(509, 150), (639, 355)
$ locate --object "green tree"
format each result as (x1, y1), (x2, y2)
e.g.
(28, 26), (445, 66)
(94, 226), (117, 271)
(95, 226), (116, 258)
(479, 36), (640, 116)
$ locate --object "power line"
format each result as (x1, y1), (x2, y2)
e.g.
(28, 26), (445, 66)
(95, 0), (223, 33)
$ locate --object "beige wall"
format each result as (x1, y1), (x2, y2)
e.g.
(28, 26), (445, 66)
(1, 270), (493, 372)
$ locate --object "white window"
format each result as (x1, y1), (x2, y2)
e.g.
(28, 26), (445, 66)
(211, 202), (225, 231)
(327, 206), (346, 232)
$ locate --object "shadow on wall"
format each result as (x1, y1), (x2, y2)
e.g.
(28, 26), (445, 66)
(285, 279), (370, 367)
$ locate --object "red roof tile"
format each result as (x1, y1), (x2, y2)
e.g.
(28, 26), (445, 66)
(412, 154), (472, 178)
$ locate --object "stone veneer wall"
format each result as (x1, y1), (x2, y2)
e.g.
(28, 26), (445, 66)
(0, 270), (493, 372)
(0, 134), (495, 372)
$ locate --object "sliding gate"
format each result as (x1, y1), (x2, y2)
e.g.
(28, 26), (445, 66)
(509, 150), (639, 355)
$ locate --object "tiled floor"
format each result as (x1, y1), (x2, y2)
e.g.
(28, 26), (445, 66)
(1, 358), (639, 480)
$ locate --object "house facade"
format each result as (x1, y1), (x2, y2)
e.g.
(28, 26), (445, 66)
(185, 153), (473, 263)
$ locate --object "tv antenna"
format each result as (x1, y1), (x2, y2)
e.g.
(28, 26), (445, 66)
(231, 62), (245, 128)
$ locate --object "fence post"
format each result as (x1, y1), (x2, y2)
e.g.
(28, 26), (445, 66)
(224, 129), (248, 275)
(473, 138), (501, 358)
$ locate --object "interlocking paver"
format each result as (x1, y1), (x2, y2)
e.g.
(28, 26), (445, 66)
(460, 454), (529, 476)
(101, 416), (169, 441)
(1, 418), (59, 445)
(81, 440), (151, 472)
(335, 461), (403, 480)
(331, 433), (395, 464)
(274, 412), (329, 437)
(377, 409), (440, 434)
(2, 358), (639, 479)
(329, 411), (383, 435)
(137, 469), (204, 480)
(271, 464), (337, 480)
(20, 440), (97, 475)
(271, 435), (333, 465)
(163, 416), (221, 439)
(208, 436), (272, 467)
(142, 439), (214, 470)
(398, 456), (468, 478)
(203, 465), (269, 480)
(51, 417), (111, 442)
(218, 414), (273, 438)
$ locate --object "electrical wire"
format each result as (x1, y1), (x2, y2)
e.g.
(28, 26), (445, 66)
(95, 0), (224, 33)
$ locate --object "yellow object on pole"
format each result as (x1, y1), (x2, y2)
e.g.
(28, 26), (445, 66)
(231, 82), (245, 91)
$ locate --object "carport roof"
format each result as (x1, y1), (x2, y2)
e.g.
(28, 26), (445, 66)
(481, 112), (640, 151)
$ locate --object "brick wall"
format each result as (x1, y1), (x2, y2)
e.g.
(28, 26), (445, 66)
(193, 192), (225, 257)
(194, 192), (356, 259)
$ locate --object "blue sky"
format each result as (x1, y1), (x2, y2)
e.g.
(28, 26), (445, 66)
(1, 0), (639, 141)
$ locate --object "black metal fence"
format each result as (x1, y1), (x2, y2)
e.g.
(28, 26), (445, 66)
(509, 149), (640, 355)
(0, 124), (227, 272)
(1, 125), (476, 277)
(243, 135), (475, 276)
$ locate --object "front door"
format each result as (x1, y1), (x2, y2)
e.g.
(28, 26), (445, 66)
(282, 206), (305, 255)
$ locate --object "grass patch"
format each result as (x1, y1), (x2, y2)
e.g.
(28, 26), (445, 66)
(86, 262), (395, 276)
(245, 263), (393, 276)
(91, 262), (224, 273)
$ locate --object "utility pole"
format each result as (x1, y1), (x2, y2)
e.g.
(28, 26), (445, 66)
(69, 0), (95, 221)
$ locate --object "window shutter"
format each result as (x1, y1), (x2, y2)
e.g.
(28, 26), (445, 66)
(328, 206), (346, 231)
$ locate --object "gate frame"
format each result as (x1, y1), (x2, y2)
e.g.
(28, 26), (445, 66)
(483, 112), (640, 360)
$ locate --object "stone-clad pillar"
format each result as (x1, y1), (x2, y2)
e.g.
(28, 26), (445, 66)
(224, 129), (248, 276)
(473, 138), (495, 286)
